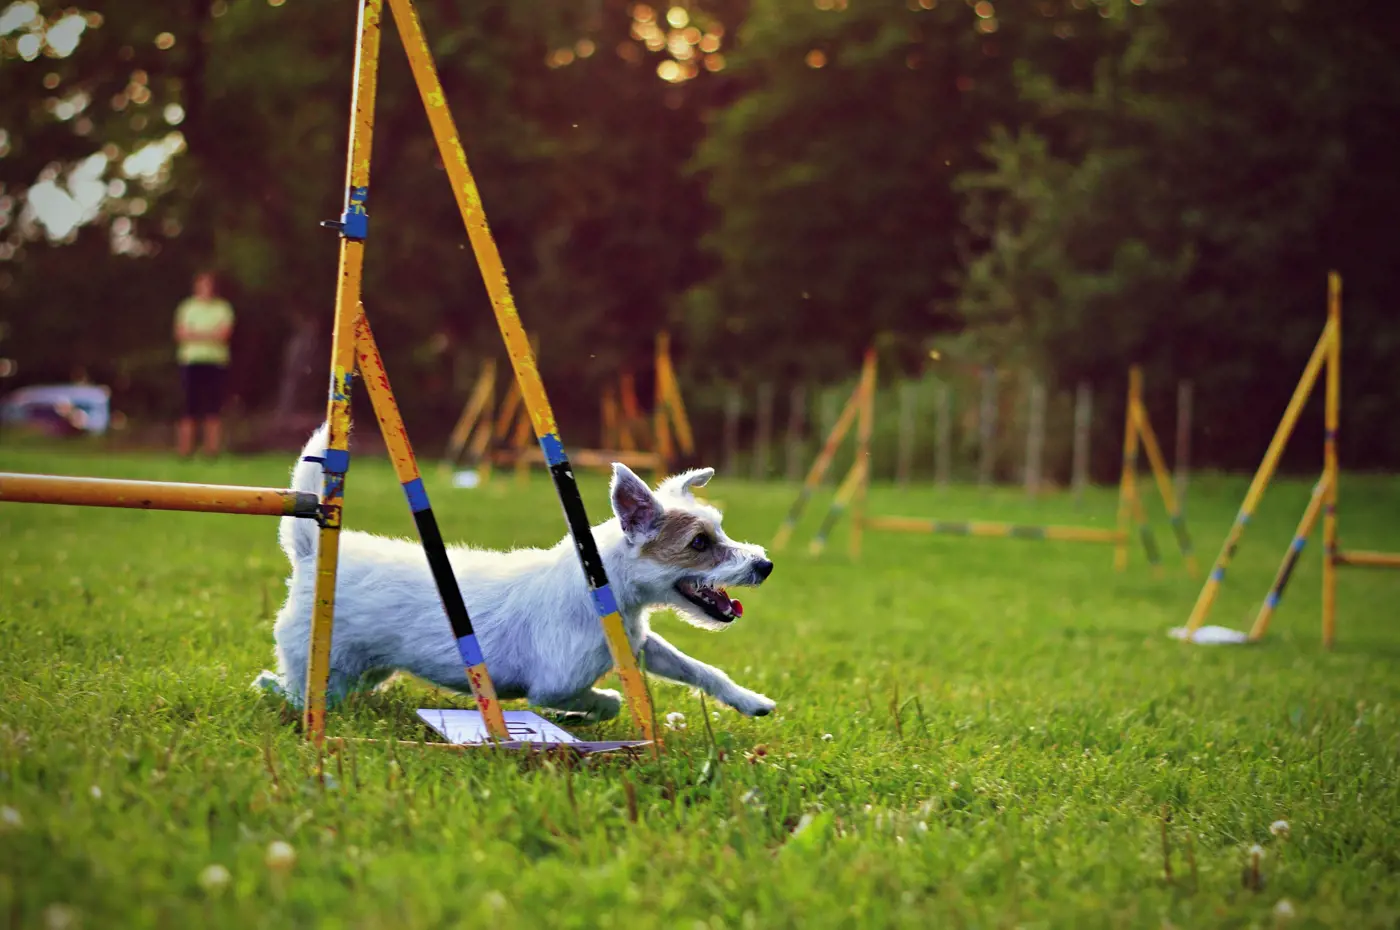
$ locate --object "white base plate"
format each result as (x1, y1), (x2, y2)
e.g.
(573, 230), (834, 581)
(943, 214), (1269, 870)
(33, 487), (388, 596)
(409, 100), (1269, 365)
(416, 709), (650, 754)
(1167, 625), (1251, 645)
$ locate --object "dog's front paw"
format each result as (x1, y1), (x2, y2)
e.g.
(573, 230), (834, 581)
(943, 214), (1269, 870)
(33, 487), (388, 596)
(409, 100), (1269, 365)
(728, 689), (777, 718)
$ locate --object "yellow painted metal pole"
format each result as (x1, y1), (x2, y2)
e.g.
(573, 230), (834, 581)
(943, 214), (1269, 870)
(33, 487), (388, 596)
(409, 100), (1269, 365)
(1249, 474), (1329, 642)
(0, 473), (320, 517)
(1321, 271), (1341, 649)
(441, 360), (496, 472)
(653, 334), (674, 472)
(1335, 550), (1400, 569)
(862, 514), (1126, 544)
(353, 310), (510, 741)
(809, 458), (866, 556)
(1184, 317), (1336, 633)
(659, 333), (695, 456)
(389, 0), (654, 744)
(1132, 400), (1198, 576)
(305, 0), (383, 744)
(848, 349), (878, 559)
(1114, 367), (1142, 572)
(772, 368), (865, 550)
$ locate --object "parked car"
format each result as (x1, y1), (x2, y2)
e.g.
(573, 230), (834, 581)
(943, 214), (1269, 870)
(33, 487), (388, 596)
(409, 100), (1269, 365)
(0, 383), (112, 436)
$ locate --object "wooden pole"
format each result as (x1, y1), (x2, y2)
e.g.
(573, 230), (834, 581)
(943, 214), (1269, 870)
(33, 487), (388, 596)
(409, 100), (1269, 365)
(1072, 382), (1091, 506)
(1174, 380), (1192, 512)
(935, 383), (951, 488)
(752, 382), (775, 481)
(784, 385), (806, 482)
(978, 366), (998, 487)
(896, 381), (917, 489)
(723, 387), (742, 478)
(1025, 377), (1046, 499)
(1322, 270), (1341, 649)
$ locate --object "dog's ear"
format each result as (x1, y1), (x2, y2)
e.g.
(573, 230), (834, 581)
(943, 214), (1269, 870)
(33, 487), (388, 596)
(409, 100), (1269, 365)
(658, 467), (714, 500)
(611, 463), (664, 541)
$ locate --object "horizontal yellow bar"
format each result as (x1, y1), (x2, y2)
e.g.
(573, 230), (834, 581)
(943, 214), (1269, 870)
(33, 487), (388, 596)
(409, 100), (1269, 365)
(1336, 550), (1400, 569)
(862, 514), (1125, 544)
(0, 473), (319, 518)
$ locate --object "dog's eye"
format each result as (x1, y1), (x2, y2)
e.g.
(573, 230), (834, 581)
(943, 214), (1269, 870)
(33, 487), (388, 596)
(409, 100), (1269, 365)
(689, 534), (710, 552)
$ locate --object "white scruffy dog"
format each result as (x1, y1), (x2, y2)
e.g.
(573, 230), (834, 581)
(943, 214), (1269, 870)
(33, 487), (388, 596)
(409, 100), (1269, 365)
(254, 425), (777, 720)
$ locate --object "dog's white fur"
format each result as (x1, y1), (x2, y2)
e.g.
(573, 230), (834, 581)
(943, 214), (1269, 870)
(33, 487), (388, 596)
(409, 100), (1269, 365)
(253, 425), (777, 719)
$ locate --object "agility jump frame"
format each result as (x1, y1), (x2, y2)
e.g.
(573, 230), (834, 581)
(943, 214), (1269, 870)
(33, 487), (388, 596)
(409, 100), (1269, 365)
(1182, 271), (1396, 647)
(0, 0), (657, 751)
(443, 331), (693, 485)
(772, 351), (1196, 574)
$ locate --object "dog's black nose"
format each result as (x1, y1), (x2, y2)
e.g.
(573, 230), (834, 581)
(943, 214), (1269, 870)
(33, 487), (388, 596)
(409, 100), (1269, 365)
(753, 559), (774, 582)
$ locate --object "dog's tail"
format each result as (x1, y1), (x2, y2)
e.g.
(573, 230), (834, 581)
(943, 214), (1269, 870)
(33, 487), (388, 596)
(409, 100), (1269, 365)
(279, 423), (329, 564)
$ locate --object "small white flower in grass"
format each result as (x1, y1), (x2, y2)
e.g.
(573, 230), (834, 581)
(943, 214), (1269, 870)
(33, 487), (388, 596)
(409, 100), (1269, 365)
(1273, 899), (1295, 920)
(88, 785), (102, 800)
(1270, 820), (1290, 838)
(1, 806), (20, 829)
(916, 821), (929, 833)
(821, 733), (833, 741)
(265, 840), (296, 871)
(43, 904), (77, 930)
(664, 711), (687, 730)
(949, 780), (960, 790)
(198, 864), (231, 894)
(1249, 843), (1266, 859)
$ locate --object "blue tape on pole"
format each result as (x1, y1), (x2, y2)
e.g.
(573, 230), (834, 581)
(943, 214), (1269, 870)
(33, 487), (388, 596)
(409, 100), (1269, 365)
(1266, 591), (1281, 608)
(341, 185), (369, 240)
(539, 432), (568, 467)
(1291, 536), (1307, 553)
(1210, 567), (1226, 582)
(456, 633), (485, 668)
(323, 448), (350, 474)
(401, 477), (430, 513)
(591, 583), (620, 617)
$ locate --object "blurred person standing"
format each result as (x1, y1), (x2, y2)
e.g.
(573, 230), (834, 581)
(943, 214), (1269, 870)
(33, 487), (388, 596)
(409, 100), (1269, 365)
(174, 270), (234, 457)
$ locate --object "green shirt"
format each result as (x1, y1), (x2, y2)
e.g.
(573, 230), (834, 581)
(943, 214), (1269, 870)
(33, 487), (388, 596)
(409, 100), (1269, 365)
(175, 297), (234, 366)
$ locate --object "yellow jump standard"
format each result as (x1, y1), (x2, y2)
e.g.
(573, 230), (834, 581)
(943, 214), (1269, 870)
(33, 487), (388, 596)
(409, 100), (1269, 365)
(777, 353), (1188, 570)
(1182, 271), (1399, 648)
(0, 0), (656, 755)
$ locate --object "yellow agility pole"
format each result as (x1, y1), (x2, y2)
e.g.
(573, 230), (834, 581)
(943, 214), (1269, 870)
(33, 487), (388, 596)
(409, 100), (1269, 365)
(848, 348), (877, 559)
(1183, 315), (1336, 634)
(352, 309), (510, 741)
(772, 349), (874, 551)
(1132, 398), (1198, 576)
(1115, 367), (1160, 572)
(863, 515), (1125, 544)
(441, 359), (496, 473)
(1321, 270), (1341, 649)
(808, 459), (866, 556)
(0, 474), (319, 518)
(388, 0), (655, 744)
(653, 331), (695, 469)
(1335, 550), (1400, 569)
(303, 0), (382, 744)
(1248, 474), (1330, 642)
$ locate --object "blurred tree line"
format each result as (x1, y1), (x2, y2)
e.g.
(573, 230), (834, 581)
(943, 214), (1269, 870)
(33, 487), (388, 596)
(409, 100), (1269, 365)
(1, 0), (1397, 473)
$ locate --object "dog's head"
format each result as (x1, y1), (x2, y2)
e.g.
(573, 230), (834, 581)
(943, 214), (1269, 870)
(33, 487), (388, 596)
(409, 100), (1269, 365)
(609, 463), (773, 631)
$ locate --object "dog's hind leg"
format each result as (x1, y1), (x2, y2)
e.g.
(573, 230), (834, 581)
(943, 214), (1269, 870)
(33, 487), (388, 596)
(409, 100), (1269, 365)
(640, 633), (776, 717)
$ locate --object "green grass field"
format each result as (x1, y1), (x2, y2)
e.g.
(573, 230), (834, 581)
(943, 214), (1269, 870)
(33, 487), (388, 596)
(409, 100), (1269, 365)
(2, 445), (1398, 928)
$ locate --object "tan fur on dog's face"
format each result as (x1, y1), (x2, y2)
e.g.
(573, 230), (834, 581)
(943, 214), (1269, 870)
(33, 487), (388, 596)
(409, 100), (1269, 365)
(641, 511), (726, 572)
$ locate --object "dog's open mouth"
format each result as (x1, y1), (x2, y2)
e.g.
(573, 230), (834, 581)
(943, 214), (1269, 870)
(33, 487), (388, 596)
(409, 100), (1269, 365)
(675, 579), (743, 623)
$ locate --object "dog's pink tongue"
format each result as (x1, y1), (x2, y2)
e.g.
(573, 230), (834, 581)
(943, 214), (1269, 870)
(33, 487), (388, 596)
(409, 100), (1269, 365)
(732, 599), (743, 617)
